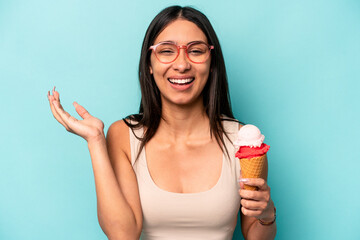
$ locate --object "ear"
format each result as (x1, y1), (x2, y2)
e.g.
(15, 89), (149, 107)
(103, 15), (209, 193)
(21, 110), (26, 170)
(149, 65), (153, 74)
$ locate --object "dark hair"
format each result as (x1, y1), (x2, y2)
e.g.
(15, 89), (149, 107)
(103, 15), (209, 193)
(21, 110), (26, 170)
(124, 5), (239, 160)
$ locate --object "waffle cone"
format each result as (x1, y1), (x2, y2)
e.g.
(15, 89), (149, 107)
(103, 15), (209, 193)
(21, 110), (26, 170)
(240, 154), (267, 191)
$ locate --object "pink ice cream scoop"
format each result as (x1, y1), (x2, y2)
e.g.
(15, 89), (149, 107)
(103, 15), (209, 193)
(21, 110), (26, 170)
(234, 124), (265, 148)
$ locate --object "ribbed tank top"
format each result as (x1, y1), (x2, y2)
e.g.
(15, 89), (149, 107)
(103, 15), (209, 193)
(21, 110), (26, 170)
(129, 120), (241, 240)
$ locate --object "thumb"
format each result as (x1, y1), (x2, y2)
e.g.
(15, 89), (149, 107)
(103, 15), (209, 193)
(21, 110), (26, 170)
(238, 170), (244, 189)
(73, 102), (91, 119)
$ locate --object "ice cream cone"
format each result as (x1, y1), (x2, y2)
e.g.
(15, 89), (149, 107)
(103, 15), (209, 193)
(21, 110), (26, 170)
(240, 154), (267, 190)
(234, 124), (270, 190)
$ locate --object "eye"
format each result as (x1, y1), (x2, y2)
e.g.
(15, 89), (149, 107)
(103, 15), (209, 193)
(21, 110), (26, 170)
(188, 43), (208, 55)
(156, 44), (177, 55)
(189, 49), (206, 54)
(158, 49), (176, 54)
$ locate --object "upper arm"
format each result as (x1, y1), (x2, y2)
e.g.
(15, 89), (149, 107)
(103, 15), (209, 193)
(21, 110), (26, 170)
(106, 120), (143, 232)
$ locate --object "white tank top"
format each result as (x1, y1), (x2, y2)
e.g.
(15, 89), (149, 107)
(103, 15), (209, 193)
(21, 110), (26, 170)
(129, 120), (241, 240)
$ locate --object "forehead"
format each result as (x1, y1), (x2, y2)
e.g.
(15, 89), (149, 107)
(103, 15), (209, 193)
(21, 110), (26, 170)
(154, 19), (208, 44)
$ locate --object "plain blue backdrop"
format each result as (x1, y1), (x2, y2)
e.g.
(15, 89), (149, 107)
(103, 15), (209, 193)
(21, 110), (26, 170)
(1, 0), (359, 239)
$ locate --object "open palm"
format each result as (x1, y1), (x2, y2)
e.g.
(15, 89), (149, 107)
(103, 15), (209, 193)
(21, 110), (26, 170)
(47, 87), (105, 143)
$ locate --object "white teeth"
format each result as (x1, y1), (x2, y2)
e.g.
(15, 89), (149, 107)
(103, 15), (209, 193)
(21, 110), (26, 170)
(168, 78), (194, 84)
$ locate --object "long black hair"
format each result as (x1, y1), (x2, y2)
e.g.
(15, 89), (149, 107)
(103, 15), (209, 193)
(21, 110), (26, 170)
(124, 5), (239, 160)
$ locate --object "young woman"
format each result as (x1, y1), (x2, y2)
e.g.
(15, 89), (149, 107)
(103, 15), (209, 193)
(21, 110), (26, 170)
(47, 6), (276, 240)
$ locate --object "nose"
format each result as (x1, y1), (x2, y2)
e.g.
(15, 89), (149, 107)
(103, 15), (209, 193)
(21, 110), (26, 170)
(172, 46), (191, 72)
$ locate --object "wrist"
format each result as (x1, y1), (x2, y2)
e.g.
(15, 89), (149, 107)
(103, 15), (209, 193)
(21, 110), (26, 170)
(258, 206), (276, 226)
(87, 133), (106, 146)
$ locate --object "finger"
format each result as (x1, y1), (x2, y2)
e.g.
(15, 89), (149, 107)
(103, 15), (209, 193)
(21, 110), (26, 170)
(241, 206), (262, 217)
(241, 199), (268, 211)
(239, 178), (268, 191)
(52, 100), (75, 132)
(49, 88), (87, 135)
(48, 91), (56, 113)
(48, 91), (68, 127)
(239, 188), (262, 200)
(239, 188), (271, 204)
(52, 86), (60, 101)
(73, 102), (91, 119)
(238, 170), (244, 188)
(53, 100), (92, 137)
(51, 92), (69, 115)
(238, 180), (244, 189)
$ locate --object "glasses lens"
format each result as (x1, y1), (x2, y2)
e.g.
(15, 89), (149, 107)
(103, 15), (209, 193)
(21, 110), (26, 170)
(155, 43), (178, 63)
(187, 43), (210, 63)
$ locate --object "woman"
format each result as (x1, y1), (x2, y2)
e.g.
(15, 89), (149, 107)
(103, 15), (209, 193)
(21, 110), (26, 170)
(47, 6), (276, 240)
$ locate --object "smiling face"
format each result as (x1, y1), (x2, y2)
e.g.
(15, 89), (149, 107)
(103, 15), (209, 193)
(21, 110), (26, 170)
(149, 19), (212, 107)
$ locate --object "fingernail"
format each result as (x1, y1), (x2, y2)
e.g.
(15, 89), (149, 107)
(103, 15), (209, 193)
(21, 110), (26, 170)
(238, 178), (249, 183)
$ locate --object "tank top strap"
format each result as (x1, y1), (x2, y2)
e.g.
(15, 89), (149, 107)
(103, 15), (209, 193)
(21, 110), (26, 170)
(222, 119), (242, 181)
(222, 119), (239, 144)
(128, 120), (144, 166)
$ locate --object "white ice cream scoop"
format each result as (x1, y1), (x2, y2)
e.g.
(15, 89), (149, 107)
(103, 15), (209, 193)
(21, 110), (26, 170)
(234, 124), (265, 148)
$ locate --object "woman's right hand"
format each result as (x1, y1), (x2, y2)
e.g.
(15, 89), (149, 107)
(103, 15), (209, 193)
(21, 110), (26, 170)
(47, 87), (105, 143)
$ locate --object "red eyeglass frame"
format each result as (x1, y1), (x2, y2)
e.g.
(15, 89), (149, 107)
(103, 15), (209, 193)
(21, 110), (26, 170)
(149, 41), (214, 64)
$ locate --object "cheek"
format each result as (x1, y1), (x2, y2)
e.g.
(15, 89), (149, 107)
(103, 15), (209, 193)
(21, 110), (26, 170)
(200, 59), (211, 74)
(150, 61), (171, 79)
(198, 64), (211, 79)
(150, 63), (168, 87)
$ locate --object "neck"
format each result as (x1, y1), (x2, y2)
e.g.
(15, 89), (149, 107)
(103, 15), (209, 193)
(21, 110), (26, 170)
(158, 98), (210, 142)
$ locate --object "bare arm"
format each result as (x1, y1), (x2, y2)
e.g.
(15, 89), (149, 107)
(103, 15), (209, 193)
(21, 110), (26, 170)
(89, 130), (142, 239)
(102, 120), (143, 238)
(47, 88), (142, 239)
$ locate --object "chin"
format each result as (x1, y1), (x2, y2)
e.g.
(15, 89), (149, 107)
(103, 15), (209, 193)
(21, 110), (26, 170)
(165, 94), (203, 107)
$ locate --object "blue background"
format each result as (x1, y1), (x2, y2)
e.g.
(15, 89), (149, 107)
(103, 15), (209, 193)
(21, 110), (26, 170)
(1, 0), (359, 239)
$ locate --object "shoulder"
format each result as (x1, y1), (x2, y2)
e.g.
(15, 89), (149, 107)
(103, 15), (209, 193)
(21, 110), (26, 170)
(220, 116), (243, 131)
(107, 119), (130, 140)
(106, 119), (131, 163)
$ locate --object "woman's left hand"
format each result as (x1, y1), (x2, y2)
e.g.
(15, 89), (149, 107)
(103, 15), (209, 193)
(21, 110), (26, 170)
(238, 177), (275, 221)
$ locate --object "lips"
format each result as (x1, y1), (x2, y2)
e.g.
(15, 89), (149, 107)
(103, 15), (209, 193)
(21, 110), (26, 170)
(167, 77), (195, 85)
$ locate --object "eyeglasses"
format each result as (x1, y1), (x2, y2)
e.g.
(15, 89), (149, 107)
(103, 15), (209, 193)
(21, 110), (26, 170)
(149, 41), (214, 64)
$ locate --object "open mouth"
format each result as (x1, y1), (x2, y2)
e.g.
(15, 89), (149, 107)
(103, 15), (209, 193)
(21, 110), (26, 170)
(167, 78), (195, 85)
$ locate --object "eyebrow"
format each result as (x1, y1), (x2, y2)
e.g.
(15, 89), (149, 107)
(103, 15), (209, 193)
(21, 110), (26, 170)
(157, 40), (208, 45)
